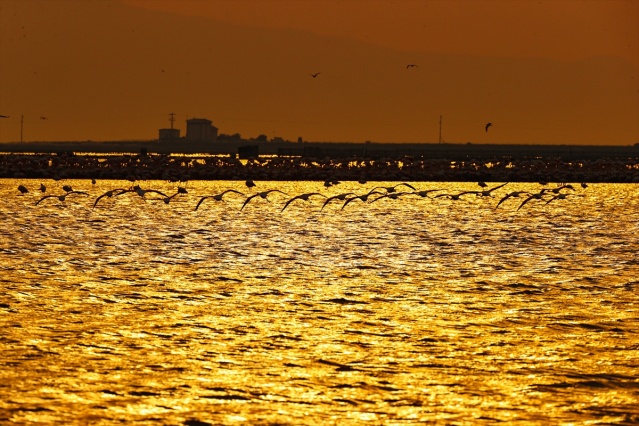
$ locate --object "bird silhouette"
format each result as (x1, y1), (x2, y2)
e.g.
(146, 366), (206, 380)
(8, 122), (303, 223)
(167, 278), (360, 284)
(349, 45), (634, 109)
(195, 189), (246, 211)
(18, 185), (28, 194)
(39, 183), (46, 193)
(412, 189), (444, 198)
(406, 64), (418, 69)
(369, 183), (416, 193)
(464, 182), (509, 197)
(309, 72), (321, 78)
(494, 191), (532, 209)
(433, 191), (476, 201)
(517, 189), (551, 211)
(241, 189), (288, 211)
(245, 180), (256, 188)
(549, 184), (575, 194)
(485, 122), (492, 132)
(340, 191), (385, 210)
(370, 192), (414, 203)
(281, 192), (327, 212)
(93, 188), (130, 208)
(321, 192), (356, 211)
(0, 115), (9, 118)
(36, 191), (89, 205)
(544, 193), (580, 205)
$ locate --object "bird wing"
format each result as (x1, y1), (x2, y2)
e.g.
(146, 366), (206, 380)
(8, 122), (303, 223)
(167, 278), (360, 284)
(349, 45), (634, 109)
(341, 196), (362, 210)
(495, 193), (515, 209)
(194, 196), (211, 211)
(517, 195), (537, 211)
(240, 194), (259, 210)
(93, 191), (113, 208)
(281, 196), (302, 212)
(36, 195), (57, 205)
(487, 182), (509, 193)
(222, 189), (246, 198)
(396, 183), (416, 191)
(145, 189), (169, 198)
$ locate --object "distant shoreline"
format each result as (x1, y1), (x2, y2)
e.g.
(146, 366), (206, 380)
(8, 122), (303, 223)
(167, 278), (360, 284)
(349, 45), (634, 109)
(1, 143), (638, 183)
(1, 140), (638, 160)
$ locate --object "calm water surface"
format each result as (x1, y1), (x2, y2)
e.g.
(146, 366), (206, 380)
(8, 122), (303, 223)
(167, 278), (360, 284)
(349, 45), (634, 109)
(1, 179), (638, 425)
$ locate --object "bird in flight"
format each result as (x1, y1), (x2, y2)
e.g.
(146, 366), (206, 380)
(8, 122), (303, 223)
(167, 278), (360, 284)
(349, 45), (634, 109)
(321, 192), (356, 211)
(40, 116), (48, 120)
(369, 183), (416, 193)
(36, 191), (89, 205)
(0, 115), (9, 118)
(309, 72), (321, 78)
(93, 188), (130, 208)
(485, 122), (492, 132)
(241, 189), (288, 211)
(406, 64), (418, 69)
(281, 192), (327, 212)
(195, 189), (246, 211)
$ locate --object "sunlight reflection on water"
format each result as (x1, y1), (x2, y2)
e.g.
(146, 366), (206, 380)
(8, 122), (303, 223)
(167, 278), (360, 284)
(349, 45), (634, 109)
(1, 179), (638, 425)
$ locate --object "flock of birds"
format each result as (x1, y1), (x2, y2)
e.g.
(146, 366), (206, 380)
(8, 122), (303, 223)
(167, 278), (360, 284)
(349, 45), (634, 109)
(16, 179), (588, 212)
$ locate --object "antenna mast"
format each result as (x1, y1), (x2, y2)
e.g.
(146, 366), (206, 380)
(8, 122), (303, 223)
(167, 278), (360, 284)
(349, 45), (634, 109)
(438, 114), (443, 144)
(169, 112), (176, 130)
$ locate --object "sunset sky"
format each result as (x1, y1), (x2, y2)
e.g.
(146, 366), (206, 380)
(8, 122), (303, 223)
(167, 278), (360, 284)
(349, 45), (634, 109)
(0, 0), (637, 145)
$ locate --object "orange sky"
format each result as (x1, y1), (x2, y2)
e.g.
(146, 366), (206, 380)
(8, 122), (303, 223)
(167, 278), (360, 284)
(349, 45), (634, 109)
(0, 0), (637, 145)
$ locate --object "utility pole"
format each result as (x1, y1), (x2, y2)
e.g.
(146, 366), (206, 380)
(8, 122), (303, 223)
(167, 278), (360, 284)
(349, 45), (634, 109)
(438, 114), (443, 144)
(21, 114), (24, 143)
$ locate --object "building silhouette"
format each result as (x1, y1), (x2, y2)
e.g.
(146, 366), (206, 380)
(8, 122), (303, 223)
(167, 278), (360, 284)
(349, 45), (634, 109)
(186, 118), (218, 142)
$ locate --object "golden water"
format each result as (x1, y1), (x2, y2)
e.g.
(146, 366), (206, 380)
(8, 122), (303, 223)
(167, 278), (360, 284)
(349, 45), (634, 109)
(1, 180), (638, 425)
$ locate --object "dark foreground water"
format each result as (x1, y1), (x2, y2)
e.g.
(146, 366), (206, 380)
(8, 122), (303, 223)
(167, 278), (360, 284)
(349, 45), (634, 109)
(1, 179), (638, 425)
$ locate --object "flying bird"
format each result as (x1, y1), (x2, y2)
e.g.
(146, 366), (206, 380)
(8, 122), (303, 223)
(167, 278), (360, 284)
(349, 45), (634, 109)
(370, 192), (414, 203)
(281, 192), (327, 212)
(369, 183), (416, 193)
(544, 193), (581, 206)
(36, 191), (89, 205)
(320, 192), (356, 211)
(309, 72), (321, 78)
(92, 188), (130, 208)
(0, 115), (9, 118)
(517, 189), (551, 211)
(241, 189), (288, 211)
(494, 191), (531, 209)
(195, 189), (246, 211)
(485, 122), (492, 132)
(406, 64), (419, 69)
(340, 191), (385, 210)
(412, 189), (444, 198)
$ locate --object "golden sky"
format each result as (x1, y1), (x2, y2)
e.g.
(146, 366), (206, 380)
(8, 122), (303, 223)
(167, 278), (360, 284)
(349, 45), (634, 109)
(0, 0), (637, 145)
